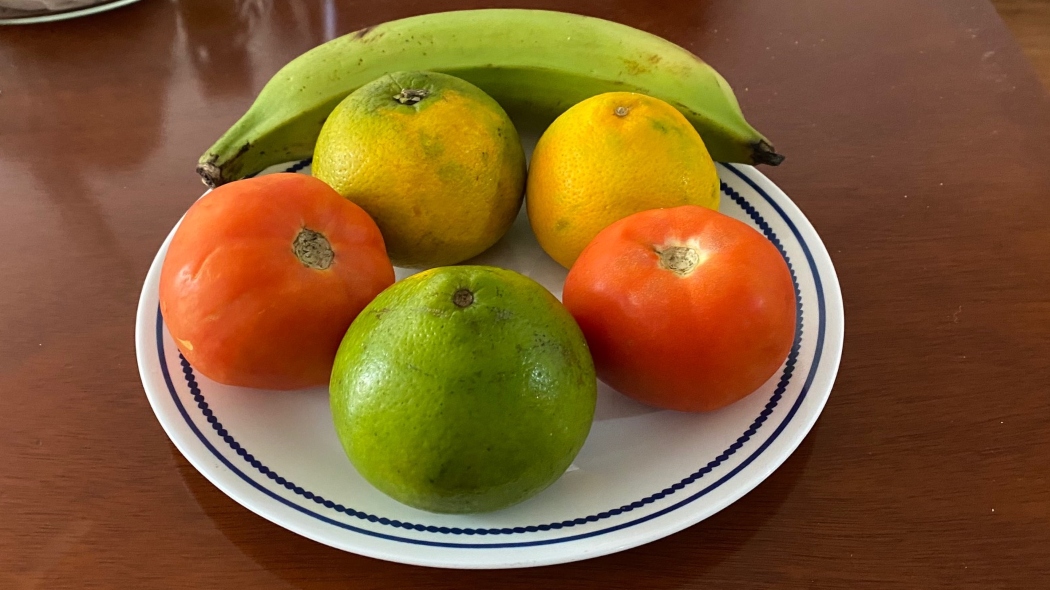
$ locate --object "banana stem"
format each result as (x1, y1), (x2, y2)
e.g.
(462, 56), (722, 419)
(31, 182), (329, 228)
(197, 159), (223, 188)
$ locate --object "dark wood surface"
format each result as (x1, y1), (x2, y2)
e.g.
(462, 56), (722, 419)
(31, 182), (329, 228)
(2, 0), (1049, 587)
(994, 0), (1050, 89)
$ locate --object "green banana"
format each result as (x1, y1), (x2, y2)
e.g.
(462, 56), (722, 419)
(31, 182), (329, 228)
(197, 9), (782, 187)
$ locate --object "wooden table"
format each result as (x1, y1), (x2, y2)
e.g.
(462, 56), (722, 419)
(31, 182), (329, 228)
(2, 0), (1048, 587)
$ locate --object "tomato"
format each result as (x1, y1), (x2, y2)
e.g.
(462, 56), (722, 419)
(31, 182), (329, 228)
(159, 174), (394, 390)
(562, 205), (796, 412)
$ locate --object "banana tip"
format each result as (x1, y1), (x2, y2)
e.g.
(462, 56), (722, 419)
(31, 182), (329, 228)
(753, 141), (785, 166)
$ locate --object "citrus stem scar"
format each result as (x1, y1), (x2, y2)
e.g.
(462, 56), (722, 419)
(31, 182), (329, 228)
(453, 289), (474, 308)
(293, 228), (334, 270)
(614, 106), (630, 117)
(394, 88), (430, 105)
(657, 246), (699, 275)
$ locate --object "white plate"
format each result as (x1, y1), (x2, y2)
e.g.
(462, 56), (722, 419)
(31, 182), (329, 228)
(135, 158), (843, 569)
(0, 0), (140, 25)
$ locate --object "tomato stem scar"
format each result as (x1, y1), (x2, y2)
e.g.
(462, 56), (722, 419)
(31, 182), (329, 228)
(657, 246), (699, 275)
(293, 228), (334, 270)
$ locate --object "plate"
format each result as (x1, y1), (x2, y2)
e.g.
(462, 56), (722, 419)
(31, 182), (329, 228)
(0, 0), (140, 25)
(135, 158), (843, 569)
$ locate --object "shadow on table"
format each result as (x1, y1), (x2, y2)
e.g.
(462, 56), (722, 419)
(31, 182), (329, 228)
(175, 420), (818, 588)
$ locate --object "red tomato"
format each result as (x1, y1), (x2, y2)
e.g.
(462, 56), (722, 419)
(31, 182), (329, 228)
(159, 174), (394, 390)
(563, 205), (796, 412)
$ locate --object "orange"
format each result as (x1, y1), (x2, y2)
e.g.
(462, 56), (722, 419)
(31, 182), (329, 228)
(313, 71), (526, 268)
(330, 266), (596, 513)
(526, 92), (720, 268)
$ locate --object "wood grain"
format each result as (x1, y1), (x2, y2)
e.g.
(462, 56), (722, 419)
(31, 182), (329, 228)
(993, 0), (1050, 87)
(1, 0), (1049, 587)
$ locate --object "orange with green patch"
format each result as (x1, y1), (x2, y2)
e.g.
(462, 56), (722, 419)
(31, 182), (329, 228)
(313, 71), (526, 268)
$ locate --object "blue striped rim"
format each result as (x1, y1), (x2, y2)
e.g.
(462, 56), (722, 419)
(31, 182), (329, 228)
(157, 162), (827, 548)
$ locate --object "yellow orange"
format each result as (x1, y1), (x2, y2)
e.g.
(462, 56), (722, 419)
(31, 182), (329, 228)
(526, 92), (720, 268)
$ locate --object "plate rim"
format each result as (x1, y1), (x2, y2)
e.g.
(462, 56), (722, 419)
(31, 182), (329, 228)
(135, 162), (844, 568)
(0, 0), (140, 24)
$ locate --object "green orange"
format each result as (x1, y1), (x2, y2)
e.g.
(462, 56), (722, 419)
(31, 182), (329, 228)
(329, 266), (596, 513)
